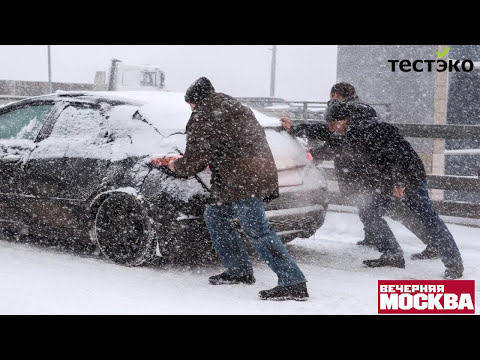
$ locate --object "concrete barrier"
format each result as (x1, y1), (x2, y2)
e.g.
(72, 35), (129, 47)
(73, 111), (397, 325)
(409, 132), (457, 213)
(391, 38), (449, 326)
(0, 80), (96, 97)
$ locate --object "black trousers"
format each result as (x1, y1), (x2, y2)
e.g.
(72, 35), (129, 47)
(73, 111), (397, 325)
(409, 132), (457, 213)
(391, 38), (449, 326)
(359, 197), (430, 246)
(356, 181), (463, 268)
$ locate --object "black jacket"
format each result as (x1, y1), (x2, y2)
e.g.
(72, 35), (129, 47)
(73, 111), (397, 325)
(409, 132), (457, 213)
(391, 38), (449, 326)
(291, 97), (426, 195)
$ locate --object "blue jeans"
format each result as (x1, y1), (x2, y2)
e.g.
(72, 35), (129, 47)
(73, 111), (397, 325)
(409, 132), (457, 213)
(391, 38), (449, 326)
(358, 180), (463, 268)
(203, 197), (307, 287)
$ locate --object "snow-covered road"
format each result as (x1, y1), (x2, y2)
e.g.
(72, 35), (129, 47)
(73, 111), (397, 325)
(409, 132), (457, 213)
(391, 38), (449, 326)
(1, 211), (478, 314)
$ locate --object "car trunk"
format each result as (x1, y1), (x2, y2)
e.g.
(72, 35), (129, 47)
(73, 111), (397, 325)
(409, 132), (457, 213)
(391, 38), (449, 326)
(263, 128), (328, 240)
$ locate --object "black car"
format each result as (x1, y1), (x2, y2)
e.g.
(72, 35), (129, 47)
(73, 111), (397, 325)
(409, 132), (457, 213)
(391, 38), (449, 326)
(0, 91), (328, 266)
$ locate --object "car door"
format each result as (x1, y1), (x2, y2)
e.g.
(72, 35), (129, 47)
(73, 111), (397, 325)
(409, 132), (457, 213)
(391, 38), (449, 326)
(0, 101), (56, 227)
(23, 101), (112, 234)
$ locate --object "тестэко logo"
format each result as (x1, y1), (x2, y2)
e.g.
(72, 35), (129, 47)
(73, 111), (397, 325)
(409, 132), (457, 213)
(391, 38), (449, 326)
(387, 47), (475, 72)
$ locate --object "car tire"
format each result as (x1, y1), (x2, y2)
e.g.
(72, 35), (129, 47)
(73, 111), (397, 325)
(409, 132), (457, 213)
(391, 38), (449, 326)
(93, 192), (155, 266)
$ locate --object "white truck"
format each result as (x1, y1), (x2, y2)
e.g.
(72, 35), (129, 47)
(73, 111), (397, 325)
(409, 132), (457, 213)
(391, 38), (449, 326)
(94, 59), (166, 91)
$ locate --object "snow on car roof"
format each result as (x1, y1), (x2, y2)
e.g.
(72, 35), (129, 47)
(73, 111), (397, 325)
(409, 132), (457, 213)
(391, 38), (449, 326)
(82, 90), (282, 130)
(60, 90), (304, 172)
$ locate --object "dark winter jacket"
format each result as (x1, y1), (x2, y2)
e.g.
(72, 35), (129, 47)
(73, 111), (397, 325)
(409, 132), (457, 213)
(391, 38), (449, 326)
(291, 96), (426, 195)
(174, 92), (279, 204)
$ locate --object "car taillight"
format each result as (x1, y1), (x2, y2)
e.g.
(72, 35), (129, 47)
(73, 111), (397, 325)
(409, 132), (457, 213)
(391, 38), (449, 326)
(151, 156), (182, 166)
(306, 151), (313, 161)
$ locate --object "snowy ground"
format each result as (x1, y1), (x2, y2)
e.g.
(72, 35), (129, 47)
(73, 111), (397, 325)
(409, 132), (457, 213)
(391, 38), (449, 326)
(0, 211), (478, 315)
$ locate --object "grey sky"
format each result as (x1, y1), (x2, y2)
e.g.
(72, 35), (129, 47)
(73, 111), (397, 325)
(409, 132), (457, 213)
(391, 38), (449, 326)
(0, 45), (338, 101)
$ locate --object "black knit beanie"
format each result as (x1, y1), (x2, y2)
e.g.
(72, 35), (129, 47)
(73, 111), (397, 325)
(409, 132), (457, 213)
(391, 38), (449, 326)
(324, 99), (351, 122)
(184, 77), (215, 104)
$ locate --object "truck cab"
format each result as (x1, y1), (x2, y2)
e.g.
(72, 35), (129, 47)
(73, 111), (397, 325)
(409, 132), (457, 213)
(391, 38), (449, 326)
(94, 59), (166, 91)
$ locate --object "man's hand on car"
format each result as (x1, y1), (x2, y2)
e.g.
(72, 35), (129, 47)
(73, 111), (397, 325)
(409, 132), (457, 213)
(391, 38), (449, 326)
(150, 156), (181, 172)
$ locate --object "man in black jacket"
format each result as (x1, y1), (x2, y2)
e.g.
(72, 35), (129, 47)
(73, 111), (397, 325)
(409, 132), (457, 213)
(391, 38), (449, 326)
(281, 88), (464, 279)
(307, 83), (382, 247)
(285, 83), (435, 259)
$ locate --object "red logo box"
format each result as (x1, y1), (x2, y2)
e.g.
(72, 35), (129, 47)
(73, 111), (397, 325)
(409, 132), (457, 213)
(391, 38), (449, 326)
(378, 280), (475, 314)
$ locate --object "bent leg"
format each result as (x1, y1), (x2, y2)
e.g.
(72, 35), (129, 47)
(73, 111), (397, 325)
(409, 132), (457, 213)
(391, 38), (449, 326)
(402, 181), (463, 269)
(358, 192), (403, 256)
(358, 207), (379, 248)
(388, 199), (429, 245)
(233, 197), (306, 287)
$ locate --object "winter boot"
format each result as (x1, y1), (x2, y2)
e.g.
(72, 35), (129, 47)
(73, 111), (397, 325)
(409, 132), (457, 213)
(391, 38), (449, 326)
(410, 246), (439, 260)
(443, 264), (464, 280)
(363, 253), (405, 269)
(259, 282), (309, 301)
(208, 272), (255, 285)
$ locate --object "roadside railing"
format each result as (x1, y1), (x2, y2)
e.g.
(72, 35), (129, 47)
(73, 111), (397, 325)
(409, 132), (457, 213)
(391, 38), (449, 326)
(238, 97), (392, 122)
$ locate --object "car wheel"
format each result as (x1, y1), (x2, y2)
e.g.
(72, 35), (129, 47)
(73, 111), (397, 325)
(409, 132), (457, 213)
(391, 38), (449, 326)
(93, 192), (154, 266)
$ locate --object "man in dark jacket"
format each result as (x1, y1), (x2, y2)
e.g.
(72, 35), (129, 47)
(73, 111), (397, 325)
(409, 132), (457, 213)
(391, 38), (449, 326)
(281, 93), (464, 279)
(168, 77), (308, 300)
(307, 83), (383, 247)
(285, 83), (435, 259)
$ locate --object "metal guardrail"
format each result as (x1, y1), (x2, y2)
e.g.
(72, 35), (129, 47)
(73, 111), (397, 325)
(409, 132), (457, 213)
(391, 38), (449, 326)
(326, 190), (480, 219)
(318, 166), (480, 218)
(320, 167), (480, 194)
(395, 123), (480, 140)
(239, 98), (328, 121)
(239, 97), (393, 122)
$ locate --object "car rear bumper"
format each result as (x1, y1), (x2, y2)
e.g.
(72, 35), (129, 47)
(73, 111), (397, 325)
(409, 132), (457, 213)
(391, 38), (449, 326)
(164, 186), (328, 244)
(264, 185), (328, 241)
(266, 204), (326, 242)
(149, 184), (329, 258)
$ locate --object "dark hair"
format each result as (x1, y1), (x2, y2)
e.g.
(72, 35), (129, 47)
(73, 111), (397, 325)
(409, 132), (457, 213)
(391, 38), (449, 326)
(330, 82), (356, 98)
(185, 77), (215, 104)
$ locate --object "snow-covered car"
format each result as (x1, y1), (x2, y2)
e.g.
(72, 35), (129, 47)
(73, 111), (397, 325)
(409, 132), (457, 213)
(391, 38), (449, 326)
(0, 91), (328, 266)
